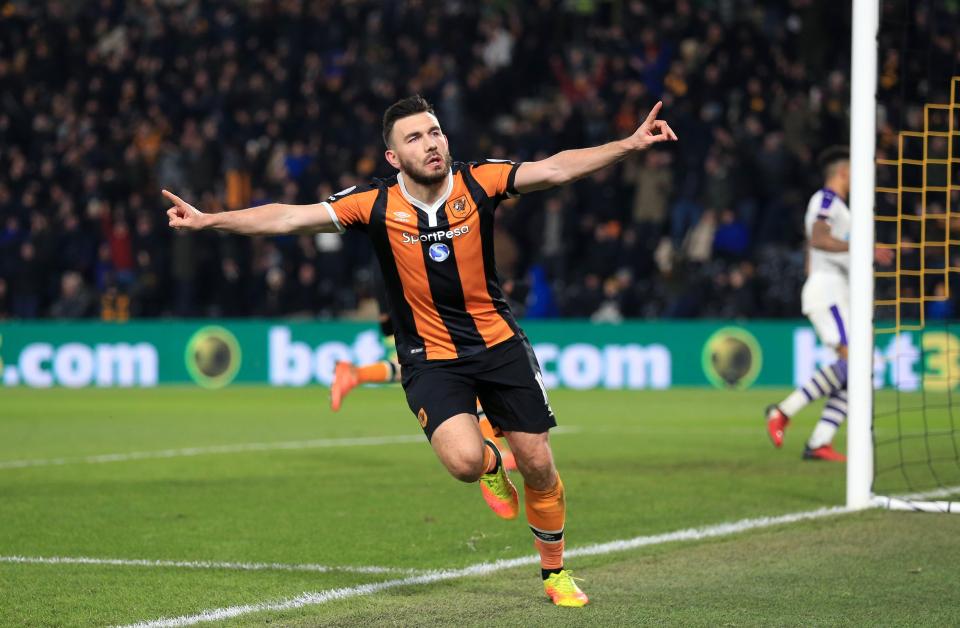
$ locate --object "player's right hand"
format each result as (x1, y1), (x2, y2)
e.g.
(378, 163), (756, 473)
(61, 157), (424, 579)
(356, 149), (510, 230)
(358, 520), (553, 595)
(163, 189), (208, 231)
(874, 246), (894, 266)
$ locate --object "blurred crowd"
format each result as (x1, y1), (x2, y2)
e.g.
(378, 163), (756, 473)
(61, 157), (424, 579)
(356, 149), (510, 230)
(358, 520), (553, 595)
(0, 0), (956, 322)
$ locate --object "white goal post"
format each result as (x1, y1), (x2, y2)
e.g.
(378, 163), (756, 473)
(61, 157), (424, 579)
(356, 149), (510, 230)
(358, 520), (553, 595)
(846, 0), (879, 511)
(847, 0), (960, 513)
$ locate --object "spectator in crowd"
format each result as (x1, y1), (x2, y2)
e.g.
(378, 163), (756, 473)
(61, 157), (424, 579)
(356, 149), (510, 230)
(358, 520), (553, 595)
(50, 271), (94, 319)
(288, 262), (322, 318)
(713, 209), (751, 261)
(625, 150), (672, 229)
(259, 266), (288, 318)
(0, 278), (10, 320)
(12, 243), (42, 318)
(682, 208), (716, 264)
(927, 282), (954, 321)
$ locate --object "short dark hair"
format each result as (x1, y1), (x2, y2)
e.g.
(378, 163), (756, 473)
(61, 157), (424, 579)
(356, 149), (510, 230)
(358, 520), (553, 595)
(382, 95), (434, 147)
(818, 146), (849, 178)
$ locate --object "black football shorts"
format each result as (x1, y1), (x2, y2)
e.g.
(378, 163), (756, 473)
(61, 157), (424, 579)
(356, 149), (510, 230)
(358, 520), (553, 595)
(401, 334), (557, 440)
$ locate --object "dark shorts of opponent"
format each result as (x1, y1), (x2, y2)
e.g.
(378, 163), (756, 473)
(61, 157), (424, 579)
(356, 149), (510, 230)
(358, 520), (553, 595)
(402, 334), (557, 440)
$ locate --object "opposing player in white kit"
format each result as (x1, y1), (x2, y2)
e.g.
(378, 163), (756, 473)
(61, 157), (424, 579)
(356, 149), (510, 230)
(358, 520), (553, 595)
(765, 147), (892, 461)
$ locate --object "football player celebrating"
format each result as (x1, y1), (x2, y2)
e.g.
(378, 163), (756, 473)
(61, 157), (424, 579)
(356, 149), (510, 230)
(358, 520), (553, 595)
(164, 95), (676, 606)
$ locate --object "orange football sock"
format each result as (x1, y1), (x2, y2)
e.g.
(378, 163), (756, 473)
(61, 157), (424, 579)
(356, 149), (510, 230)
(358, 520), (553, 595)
(356, 361), (396, 384)
(478, 417), (498, 441)
(525, 475), (565, 571)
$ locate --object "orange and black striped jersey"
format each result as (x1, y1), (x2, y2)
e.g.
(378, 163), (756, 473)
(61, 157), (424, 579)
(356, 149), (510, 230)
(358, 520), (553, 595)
(322, 160), (522, 366)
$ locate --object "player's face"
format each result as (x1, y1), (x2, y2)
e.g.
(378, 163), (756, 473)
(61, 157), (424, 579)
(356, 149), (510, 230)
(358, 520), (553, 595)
(385, 112), (452, 185)
(838, 162), (850, 188)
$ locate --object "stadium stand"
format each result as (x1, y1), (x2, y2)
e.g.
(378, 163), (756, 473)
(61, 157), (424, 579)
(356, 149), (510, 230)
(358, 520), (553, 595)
(0, 0), (896, 321)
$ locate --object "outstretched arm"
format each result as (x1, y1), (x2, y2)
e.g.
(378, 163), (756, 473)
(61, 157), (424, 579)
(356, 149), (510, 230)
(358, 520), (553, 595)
(513, 101), (677, 194)
(163, 190), (339, 235)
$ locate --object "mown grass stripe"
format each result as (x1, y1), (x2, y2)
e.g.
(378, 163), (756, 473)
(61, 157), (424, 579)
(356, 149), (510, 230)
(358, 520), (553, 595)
(0, 427), (580, 470)
(0, 435), (426, 470)
(0, 555), (425, 575)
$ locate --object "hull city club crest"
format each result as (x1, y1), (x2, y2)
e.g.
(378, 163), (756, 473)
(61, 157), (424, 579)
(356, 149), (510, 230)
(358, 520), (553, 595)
(447, 195), (470, 219)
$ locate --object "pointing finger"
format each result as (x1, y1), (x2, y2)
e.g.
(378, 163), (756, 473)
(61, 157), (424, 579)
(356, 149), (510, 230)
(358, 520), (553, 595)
(162, 189), (187, 207)
(643, 101), (663, 126)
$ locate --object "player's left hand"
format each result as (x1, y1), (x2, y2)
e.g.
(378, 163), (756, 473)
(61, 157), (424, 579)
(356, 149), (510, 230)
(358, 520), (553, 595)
(874, 246), (895, 266)
(625, 101), (678, 151)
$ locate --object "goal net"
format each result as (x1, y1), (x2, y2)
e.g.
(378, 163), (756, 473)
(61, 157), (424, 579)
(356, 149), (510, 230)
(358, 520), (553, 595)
(867, 0), (960, 512)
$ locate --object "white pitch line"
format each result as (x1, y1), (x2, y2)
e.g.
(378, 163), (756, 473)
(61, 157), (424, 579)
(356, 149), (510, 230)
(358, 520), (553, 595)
(120, 505), (852, 628)
(0, 555), (427, 576)
(0, 426), (580, 471)
(0, 435), (425, 470)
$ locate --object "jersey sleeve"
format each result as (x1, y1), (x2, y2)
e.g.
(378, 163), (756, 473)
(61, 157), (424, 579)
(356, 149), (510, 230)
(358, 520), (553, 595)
(816, 191), (837, 222)
(469, 160), (522, 200)
(321, 183), (378, 233)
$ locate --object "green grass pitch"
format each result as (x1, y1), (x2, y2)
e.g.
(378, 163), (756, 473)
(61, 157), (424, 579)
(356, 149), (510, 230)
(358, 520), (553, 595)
(1, 386), (958, 626)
